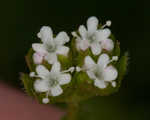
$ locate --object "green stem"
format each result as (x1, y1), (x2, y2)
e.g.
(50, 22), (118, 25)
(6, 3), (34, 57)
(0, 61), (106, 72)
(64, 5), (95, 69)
(66, 102), (79, 120)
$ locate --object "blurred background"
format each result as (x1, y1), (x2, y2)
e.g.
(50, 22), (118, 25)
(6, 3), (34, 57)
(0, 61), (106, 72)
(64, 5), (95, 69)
(0, 0), (149, 120)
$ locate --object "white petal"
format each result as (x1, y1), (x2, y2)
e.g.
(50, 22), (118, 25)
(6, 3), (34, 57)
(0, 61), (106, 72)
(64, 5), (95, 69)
(103, 66), (118, 81)
(33, 52), (44, 64)
(86, 71), (96, 79)
(102, 28), (111, 38)
(34, 79), (49, 92)
(97, 54), (110, 68)
(78, 40), (89, 51)
(58, 73), (71, 85)
(84, 56), (96, 69)
(50, 85), (63, 96)
(96, 28), (111, 41)
(56, 46), (69, 56)
(87, 16), (98, 35)
(44, 53), (57, 64)
(37, 26), (53, 43)
(91, 43), (102, 55)
(79, 25), (87, 38)
(94, 79), (107, 89)
(51, 62), (61, 73)
(32, 43), (46, 54)
(77, 39), (89, 51)
(55, 32), (69, 45)
(101, 39), (114, 51)
(36, 65), (49, 78)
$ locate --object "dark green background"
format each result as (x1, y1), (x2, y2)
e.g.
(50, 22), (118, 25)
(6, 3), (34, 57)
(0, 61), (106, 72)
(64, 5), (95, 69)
(0, 0), (149, 120)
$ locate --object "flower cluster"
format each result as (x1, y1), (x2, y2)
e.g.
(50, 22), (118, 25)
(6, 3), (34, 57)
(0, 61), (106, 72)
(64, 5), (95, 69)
(22, 16), (127, 105)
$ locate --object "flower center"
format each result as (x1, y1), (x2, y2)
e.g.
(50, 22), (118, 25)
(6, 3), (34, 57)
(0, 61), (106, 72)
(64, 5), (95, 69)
(87, 34), (96, 43)
(94, 67), (104, 80)
(45, 43), (56, 53)
(47, 75), (58, 87)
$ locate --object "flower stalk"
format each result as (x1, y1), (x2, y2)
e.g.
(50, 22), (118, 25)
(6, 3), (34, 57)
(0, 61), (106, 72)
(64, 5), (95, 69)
(66, 102), (79, 120)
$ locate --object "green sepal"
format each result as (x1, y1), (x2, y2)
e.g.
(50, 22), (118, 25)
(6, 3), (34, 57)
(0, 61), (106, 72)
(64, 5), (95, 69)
(70, 38), (91, 67)
(58, 54), (72, 70)
(20, 73), (49, 104)
(115, 52), (128, 88)
(25, 48), (36, 71)
(20, 73), (35, 96)
(112, 40), (120, 57)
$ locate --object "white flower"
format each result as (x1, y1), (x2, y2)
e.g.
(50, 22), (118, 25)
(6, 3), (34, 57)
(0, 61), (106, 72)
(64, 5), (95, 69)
(32, 26), (70, 64)
(84, 54), (118, 89)
(72, 16), (114, 55)
(32, 62), (71, 100)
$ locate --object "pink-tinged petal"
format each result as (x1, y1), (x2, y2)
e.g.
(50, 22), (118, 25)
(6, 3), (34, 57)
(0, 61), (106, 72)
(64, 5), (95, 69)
(33, 53), (44, 64)
(87, 16), (98, 35)
(101, 39), (114, 51)
(103, 65), (118, 81)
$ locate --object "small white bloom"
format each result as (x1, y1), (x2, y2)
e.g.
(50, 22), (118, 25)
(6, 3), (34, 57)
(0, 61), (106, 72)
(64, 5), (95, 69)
(72, 16), (101, 55)
(72, 16), (114, 55)
(32, 26), (70, 64)
(84, 54), (118, 89)
(33, 62), (71, 97)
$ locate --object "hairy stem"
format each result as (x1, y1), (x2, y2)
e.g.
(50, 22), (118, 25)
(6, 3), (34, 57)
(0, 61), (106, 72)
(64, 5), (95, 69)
(66, 102), (79, 120)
